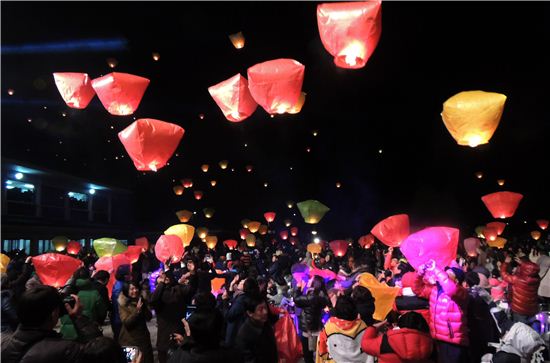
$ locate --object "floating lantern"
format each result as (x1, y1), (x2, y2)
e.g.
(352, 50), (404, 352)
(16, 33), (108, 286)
(93, 238), (127, 257)
(289, 237), (298, 246)
(241, 219), (251, 228)
(219, 160), (229, 169)
(537, 219), (549, 230)
(247, 58), (305, 114)
(441, 90), (507, 147)
(201, 164), (209, 172)
(182, 179), (193, 188)
(358, 273), (400, 321)
(400, 227), (459, 270)
(196, 227), (209, 240)
(67, 241), (82, 255)
(155, 235), (184, 263)
(228, 31), (245, 49)
(290, 227), (298, 237)
(246, 165), (253, 173)
(371, 214), (410, 247)
(264, 212), (276, 223)
(297, 200), (330, 224)
(0, 254), (10, 274)
(52, 235), (69, 252)
(106, 58), (118, 68)
(483, 227), (498, 241)
(497, 179), (506, 186)
(280, 231), (289, 240)
(173, 185), (184, 195)
(317, 1), (382, 69)
(487, 221), (506, 236)
(208, 74), (258, 122)
(531, 231), (542, 241)
(287, 92), (307, 114)
(205, 236), (218, 249)
(307, 243), (322, 254)
(335, 182), (342, 189)
(124, 246), (142, 264)
(245, 234), (256, 247)
(118, 118), (184, 171)
(488, 237), (507, 249)
(210, 180), (217, 187)
(91, 72), (150, 115)
(176, 210), (193, 223)
(203, 208), (215, 219)
(287, 201), (294, 209)
(7, 89), (14, 96)
(164, 224), (195, 248)
(475, 171), (484, 179)
(239, 228), (249, 240)
(284, 219), (292, 227)
(358, 234), (375, 249)
(329, 240), (349, 257)
(481, 191), (523, 219)
(53, 73), (96, 109)
(152, 52), (160, 61)
(32, 253), (82, 288)
(135, 237), (149, 252)
(464, 237), (481, 257)
(224, 239), (238, 250)
(194, 191), (203, 200)
(475, 225), (486, 238)
(248, 221), (261, 233)
(258, 225), (268, 235)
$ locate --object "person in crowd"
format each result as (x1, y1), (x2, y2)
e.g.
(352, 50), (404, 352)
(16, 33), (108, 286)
(529, 248), (550, 302)
(384, 247), (401, 276)
(1, 273), (19, 333)
(111, 264), (132, 341)
(394, 271), (430, 324)
(481, 322), (548, 363)
(5, 256), (34, 304)
(349, 284), (376, 326)
(81, 336), (142, 363)
(91, 270), (111, 324)
(224, 275), (260, 346)
(117, 281), (154, 363)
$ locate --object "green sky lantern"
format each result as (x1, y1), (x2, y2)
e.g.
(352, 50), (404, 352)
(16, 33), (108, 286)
(297, 200), (330, 224)
(93, 237), (127, 257)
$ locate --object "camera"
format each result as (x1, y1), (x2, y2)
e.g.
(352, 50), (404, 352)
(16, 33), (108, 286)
(122, 346), (139, 363)
(185, 305), (196, 320)
(59, 295), (76, 316)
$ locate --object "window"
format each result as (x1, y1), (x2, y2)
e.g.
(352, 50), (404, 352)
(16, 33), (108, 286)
(37, 240), (52, 254)
(2, 239), (31, 254)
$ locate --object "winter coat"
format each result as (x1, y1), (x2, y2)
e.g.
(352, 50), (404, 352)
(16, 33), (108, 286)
(317, 317), (369, 363)
(111, 279), (124, 325)
(361, 326), (433, 363)
(413, 267), (469, 346)
(293, 290), (330, 333)
(500, 262), (540, 316)
(1, 289), (18, 332)
(225, 292), (248, 346)
(92, 279), (111, 323)
(485, 322), (546, 363)
(117, 293), (154, 363)
(168, 346), (244, 363)
(235, 317), (278, 363)
(468, 286), (500, 362)
(489, 278), (507, 301)
(535, 255), (550, 298)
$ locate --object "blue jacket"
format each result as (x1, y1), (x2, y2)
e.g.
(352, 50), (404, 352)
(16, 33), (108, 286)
(111, 280), (124, 325)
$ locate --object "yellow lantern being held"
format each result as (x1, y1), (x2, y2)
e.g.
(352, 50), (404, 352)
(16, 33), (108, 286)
(247, 221), (261, 233)
(219, 160), (229, 170)
(203, 208), (215, 219)
(0, 253), (10, 274)
(228, 31), (245, 49)
(205, 235), (218, 249)
(176, 210), (193, 223)
(531, 231), (541, 241)
(196, 227), (209, 239)
(245, 234), (256, 247)
(52, 236), (69, 252)
(164, 224), (195, 248)
(173, 185), (184, 195)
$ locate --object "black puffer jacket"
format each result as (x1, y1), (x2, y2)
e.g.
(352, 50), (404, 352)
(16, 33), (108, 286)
(294, 290), (330, 332)
(1, 290), (18, 332)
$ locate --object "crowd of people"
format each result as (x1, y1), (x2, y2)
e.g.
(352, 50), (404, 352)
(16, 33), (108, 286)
(1, 233), (549, 363)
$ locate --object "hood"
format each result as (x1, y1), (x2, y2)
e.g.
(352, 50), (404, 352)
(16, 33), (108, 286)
(500, 322), (545, 359)
(517, 262), (540, 278)
(387, 328), (432, 360)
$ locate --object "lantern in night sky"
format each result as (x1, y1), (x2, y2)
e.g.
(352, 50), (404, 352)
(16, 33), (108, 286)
(280, 230), (289, 240)
(173, 185), (184, 195)
(287, 92), (307, 114)
(464, 237), (480, 257)
(135, 237), (149, 252)
(66, 241), (81, 255)
(264, 212), (276, 223)
(91, 72), (150, 115)
(53, 72), (96, 109)
(224, 239), (238, 250)
(93, 238), (127, 257)
(32, 253), (82, 288)
(258, 224), (268, 235)
(239, 229), (249, 240)
(228, 31), (245, 49)
(317, 1), (382, 69)
(248, 221), (261, 233)
(287, 201), (294, 209)
(475, 171), (484, 179)
(176, 210), (193, 223)
(194, 191), (203, 200)
(241, 219), (250, 228)
(203, 208), (215, 219)
(290, 227), (298, 237)
(481, 191), (523, 219)
(482, 227), (498, 242)
(307, 243), (322, 255)
(205, 236), (218, 249)
(536, 219), (548, 230)
(441, 91), (507, 147)
(531, 231), (542, 240)
(487, 221), (506, 236)
(297, 200), (330, 224)
(118, 119), (184, 171)
(196, 227), (209, 240)
(52, 236), (69, 252)
(245, 234), (256, 247)
(164, 224), (195, 248)
(208, 74), (258, 122)
(284, 219), (292, 227)
(475, 226), (486, 238)
(246, 165), (253, 173)
(497, 179), (505, 186)
(329, 240), (349, 257)
(488, 237), (507, 249)
(247, 58), (305, 114)
(201, 164), (209, 172)
(124, 246), (142, 264)
(400, 227), (459, 270)
(155, 235), (184, 263)
(358, 234), (375, 249)
(182, 179), (193, 188)
(210, 180), (217, 187)
(371, 214), (409, 247)
(219, 160), (229, 169)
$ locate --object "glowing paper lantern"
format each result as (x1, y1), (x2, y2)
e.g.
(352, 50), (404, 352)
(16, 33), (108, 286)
(245, 234), (256, 247)
(464, 237), (481, 257)
(497, 179), (506, 186)
(176, 210), (193, 223)
(135, 237), (149, 252)
(280, 231), (289, 240)
(358, 272), (400, 321)
(205, 236), (218, 249)
(224, 239), (238, 250)
(488, 237), (507, 249)
(258, 225), (268, 235)
(182, 179), (193, 188)
(94, 253), (131, 296)
(211, 276), (226, 297)
(475, 172), (484, 179)
(264, 212), (276, 223)
(297, 200), (330, 224)
(124, 246), (142, 264)
(481, 191), (523, 219)
(208, 74), (258, 122)
(329, 240), (349, 257)
(246, 165), (253, 173)
(537, 219), (549, 230)
(210, 180), (217, 187)
(118, 118), (184, 172)
(487, 221), (506, 236)
(400, 227), (459, 270)
(358, 234), (375, 249)
(370, 214), (410, 247)
(91, 72), (150, 115)
(52, 236), (69, 252)
(247, 58), (305, 114)
(287, 92), (307, 114)
(155, 235), (184, 263)
(173, 186), (184, 195)
(164, 224), (195, 248)
(531, 231), (542, 241)
(219, 160), (229, 170)
(0, 254), (11, 274)
(248, 221), (261, 233)
(287, 201), (294, 209)
(229, 31), (245, 49)
(317, 1), (382, 69)
(284, 219), (292, 227)
(241, 219), (251, 228)
(239, 229), (249, 240)
(475, 226), (486, 238)
(201, 164), (209, 172)
(194, 191), (203, 200)
(32, 253), (82, 288)
(196, 227), (209, 239)
(307, 243), (322, 254)
(483, 227), (498, 242)
(67, 241), (82, 255)
(441, 90), (507, 147)
(53, 73), (96, 109)
(290, 227), (299, 237)
(203, 208), (215, 219)
(93, 238), (127, 257)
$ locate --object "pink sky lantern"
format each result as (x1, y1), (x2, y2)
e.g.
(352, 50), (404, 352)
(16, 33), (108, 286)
(135, 237), (149, 252)
(537, 219), (549, 230)
(290, 227), (298, 237)
(264, 212), (276, 223)
(181, 179), (193, 188)
(91, 72), (150, 115)
(400, 227), (459, 270)
(239, 228), (249, 240)
(118, 119), (184, 172)
(483, 227), (498, 242)
(94, 254), (131, 296)
(358, 234), (375, 249)
(329, 240), (349, 257)
(280, 230), (289, 240)
(289, 237), (298, 245)
(247, 58), (305, 115)
(32, 253), (82, 288)
(53, 72), (96, 109)
(208, 74), (258, 122)
(66, 241), (82, 255)
(481, 191), (523, 219)
(371, 214), (410, 247)
(224, 239), (238, 250)
(155, 235), (184, 263)
(194, 191), (203, 200)
(124, 246), (142, 264)
(317, 1), (382, 69)
(487, 221), (506, 236)
(464, 237), (480, 257)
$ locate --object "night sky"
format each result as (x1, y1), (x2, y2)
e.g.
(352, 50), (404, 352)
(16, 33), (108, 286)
(2, 2), (549, 242)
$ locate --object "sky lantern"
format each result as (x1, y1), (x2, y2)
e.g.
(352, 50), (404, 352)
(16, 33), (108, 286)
(224, 239), (238, 250)
(284, 219), (292, 227)
(290, 227), (298, 237)
(205, 235), (218, 249)
(307, 243), (322, 255)
(203, 208), (215, 219)
(176, 210), (193, 223)
(464, 237), (481, 257)
(370, 214), (410, 247)
(358, 273), (400, 321)
(93, 238), (127, 257)
(329, 240), (349, 257)
(66, 241), (82, 255)
(155, 235), (184, 263)
(124, 246), (142, 264)
(239, 228), (249, 240)
(182, 179), (193, 188)
(487, 221), (506, 236)
(280, 230), (289, 240)
(247, 58), (305, 114)
(264, 212), (276, 223)
(481, 191), (523, 219)
(536, 219), (549, 230)
(287, 201), (294, 209)
(317, 1), (382, 69)
(289, 237), (298, 246)
(164, 224), (195, 248)
(173, 185), (184, 195)
(53, 72), (96, 109)
(135, 237), (149, 252)
(32, 253), (82, 288)
(52, 235), (69, 252)
(297, 200), (330, 224)
(201, 164), (209, 172)
(228, 31), (245, 49)
(483, 227), (498, 242)
(152, 52), (160, 61)
(358, 234), (375, 249)
(0, 254), (10, 274)
(258, 224), (268, 235)
(497, 179), (506, 186)
(91, 72), (150, 115)
(208, 73), (258, 122)
(194, 191), (203, 200)
(210, 180), (217, 187)
(195, 227), (209, 240)
(241, 219), (251, 228)
(245, 234), (256, 247)
(219, 160), (229, 169)
(531, 231), (542, 241)
(94, 253), (131, 295)
(400, 227), (459, 270)
(118, 119), (184, 172)
(475, 171), (484, 179)
(246, 165), (253, 173)
(475, 225), (486, 238)
(248, 221), (261, 233)
(441, 90), (507, 147)
(488, 237), (507, 249)
(287, 92), (307, 114)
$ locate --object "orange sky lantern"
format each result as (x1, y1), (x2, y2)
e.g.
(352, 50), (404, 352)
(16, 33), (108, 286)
(210, 180), (217, 187)
(219, 160), (229, 169)
(164, 224), (195, 248)
(287, 92), (307, 114)
(205, 235), (218, 249)
(290, 227), (298, 237)
(228, 31), (245, 49)
(91, 72), (150, 115)
(53, 72), (96, 109)
(497, 179), (505, 186)
(201, 164), (209, 172)
(371, 214), (409, 247)
(531, 231), (541, 240)
(239, 229), (249, 240)
(196, 227), (209, 239)
(176, 210), (193, 223)
(208, 74), (258, 122)
(463, 237), (480, 257)
(258, 224), (268, 235)
(173, 185), (184, 195)
(481, 191), (523, 219)
(248, 221), (261, 233)
(245, 234), (256, 247)
(488, 236), (507, 249)
(483, 226), (498, 241)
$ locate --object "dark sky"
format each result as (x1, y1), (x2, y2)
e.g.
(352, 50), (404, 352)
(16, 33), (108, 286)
(2, 1), (549, 241)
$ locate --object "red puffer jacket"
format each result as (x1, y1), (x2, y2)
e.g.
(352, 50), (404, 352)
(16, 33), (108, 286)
(361, 326), (433, 363)
(413, 268), (469, 346)
(500, 261), (540, 316)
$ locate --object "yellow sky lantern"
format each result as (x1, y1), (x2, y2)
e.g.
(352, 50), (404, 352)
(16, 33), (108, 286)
(173, 185), (184, 195)
(210, 180), (217, 187)
(203, 208), (215, 219)
(497, 179), (505, 186)
(358, 273), (400, 321)
(307, 243), (322, 255)
(205, 235), (218, 249)
(245, 234), (256, 247)
(176, 210), (193, 223)
(248, 221), (261, 233)
(152, 52), (160, 61)
(241, 219), (250, 228)
(196, 227), (209, 239)
(228, 31), (245, 49)
(475, 171), (483, 179)
(488, 236), (507, 249)
(219, 160), (229, 169)
(164, 224), (195, 248)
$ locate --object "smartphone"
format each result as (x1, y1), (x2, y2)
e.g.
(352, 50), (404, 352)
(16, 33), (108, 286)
(185, 305), (197, 320)
(122, 346), (139, 363)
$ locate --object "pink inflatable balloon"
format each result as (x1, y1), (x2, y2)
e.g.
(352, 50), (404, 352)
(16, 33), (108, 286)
(400, 227), (459, 270)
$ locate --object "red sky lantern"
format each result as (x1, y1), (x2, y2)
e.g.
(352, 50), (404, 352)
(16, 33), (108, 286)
(224, 239), (238, 250)
(487, 221), (506, 236)
(118, 118), (184, 172)
(481, 191), (523, 219)
(537, 219), (549, 230)
(317, 1), (382, 69)
(155, 234), (184, 263)
(194, 191), (203, 200)
(264, 212), (276, 223)
(329, 240), (349, 257)
(247, 58), (305, 115)
(239, 228), (249, 240)
(358, 234), (375, 249)
(290, 227), (298, 237)
(371, 214), (410, 247)
(280, 230), (289, 240)
(400, 227), (459, 270)
(66, 241), (82, 255)
(208, 73), (258, 122)
(91, 72), (150, 115)
(483, 227), (498, 241)
(464, 237), (480, 257)
(135, 237), (149, 252)
(124, 246), (142, 264)
(53, 72), (96, 109)
(94, 254), (131, 296)
(32, 253), (82, 288)
(181, 179), (193, 188)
